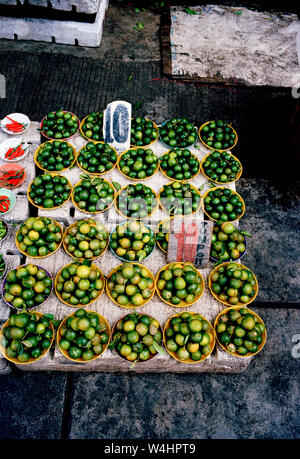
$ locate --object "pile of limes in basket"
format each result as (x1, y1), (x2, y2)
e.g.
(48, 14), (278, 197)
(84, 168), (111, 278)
(116, 183), (157, 219)
(55, 262), (104, 307)
(209, 262), (258, 306)
(0, 311), (54, 363)
(159, 149), (200, 181)
(110, 313), (164, 363)
(199, 120), (237, 151)
(107, 263), (155, 308)
(16, 216), (63, 258)
(80, 111), (104, 141)
(210, 222), (250, 262)
(3, 264), (52, 310)
(109, 220), (155, 262)
(58, 309), (110, 361)
(77, 141), (117, 175)
(118, 147), (158, 180)
(35, 140), (76, 172)
(215, 307), (266, 356)
(203, 187), (244, 222)
(72, 174), (115, 213)
(159, 118), (197, 148)
(63, 219), (109, 260)
(41, 110), (79, 140)
(201, 150), (242, 184)
(164, 312), (215, 363)
(156, 262), (204, 307)
(159, 181), (201, 216)
(28, 173), (71, 209)
(130, 117), (158, 146)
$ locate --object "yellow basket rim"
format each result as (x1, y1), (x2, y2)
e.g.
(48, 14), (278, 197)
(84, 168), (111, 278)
(114, 183), (159, 220)
(202, 186), (245, 222)
(208, 261), (259, 308)
(106, 262), (155, 309)
(155, 262), (205, 308)
(200, 150), (243, 185)
(213, 305), (267, 357)
(71, 177), (116, 214)
(15, 219), (64, 259)
(198, 120), (238, 152)
(62, 219), (109, 261)
(57, 309), (111, 363)
(116, 146), (159, 181)
(163, 311), (215, 364)
(54, 262), (105, 307)
(0, 311), (55, 365)
(34, 139), (77, 173)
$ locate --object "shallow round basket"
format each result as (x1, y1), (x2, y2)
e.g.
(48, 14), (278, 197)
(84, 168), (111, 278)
(0, 255), (7, 280)
(54, 262), (105, 308)
(155, 262), (205, 308)
(71, 178), (116, 214)
(117, 146), (159, 181)
(202, 186), (245, 222)
(208, 261), (259, 308)
(163, 312), (215, 364)
(106, 262), (155, 309)
(62, 220), (109, 261)
(76, 141), (118, 176)
(198, 121), (238, 152)
(110, 312), (163, 364)
(34, 140), (77, 173)
(159, 149), (201, 182)
(27, 174), (72, 210)
(130, 118), (159, 148)
(0, 113), (30, 136)
(79, 114), (104, 142)
(15, 219), (64, 259)
(57, 310), (111, 363)
(2, 264), (53, 310)
(0, 138), (32, 162)
(158, 181), (202, 217)
(114, 184), (159, 220)
(0, 311), (55, 365)
(0, 188), (16, 215)
(200, 150), (243, 185)
(109, 221), (155, 263)
(214, 306), (267, 357)
(40, 111), (80, 141)
(159, 120), (198, 149)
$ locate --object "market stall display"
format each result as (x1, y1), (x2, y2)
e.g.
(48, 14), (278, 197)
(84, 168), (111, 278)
(0, 107), (266, 374)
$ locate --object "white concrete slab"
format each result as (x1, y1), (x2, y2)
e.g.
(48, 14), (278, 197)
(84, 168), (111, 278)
(0, 0), (109, 46)
(170, 5), (300, 87)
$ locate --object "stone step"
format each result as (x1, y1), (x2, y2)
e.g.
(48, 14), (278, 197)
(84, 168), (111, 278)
(0, 0), (109, 46)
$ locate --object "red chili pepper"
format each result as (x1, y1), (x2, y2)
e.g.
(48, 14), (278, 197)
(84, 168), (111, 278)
(0, 196), (10, 212)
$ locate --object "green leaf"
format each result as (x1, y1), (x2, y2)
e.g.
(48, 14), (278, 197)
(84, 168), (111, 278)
(134, 22), (144, 31)
(240, 230), (251, 238)
(152, 340), (167, 356)
(133, 101), (142, 111)
(128, 74), (134, 82)
(130, 359), (139, 369)
(112, 181), (121, 191)
(44, 314), (54, 321)
(184, 8), (197, 15)
(108, 332), (121, 351)
(183, 335), (190, 345)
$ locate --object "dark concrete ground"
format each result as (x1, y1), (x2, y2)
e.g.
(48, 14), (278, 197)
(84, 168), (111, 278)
(0, 3), (299, 440)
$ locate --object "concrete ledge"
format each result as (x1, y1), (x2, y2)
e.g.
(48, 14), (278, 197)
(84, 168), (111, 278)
(0, 0), (105, 14)
(0, 0), (108, 46)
